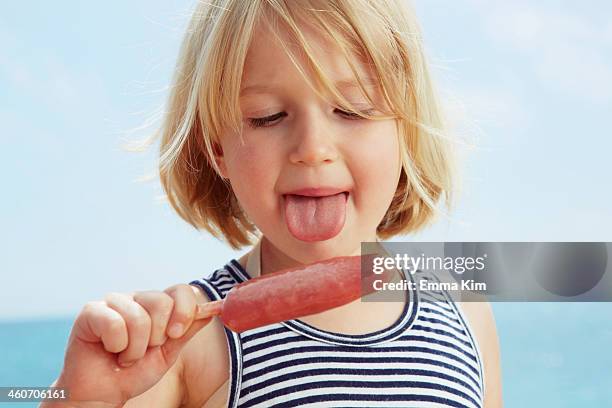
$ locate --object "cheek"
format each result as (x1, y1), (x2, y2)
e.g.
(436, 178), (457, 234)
(352, 122), (400, 188)
(226, 142), (265, 179)
(223, 138), (281, 217)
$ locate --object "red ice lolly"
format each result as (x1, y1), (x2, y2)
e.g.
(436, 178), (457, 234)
(195, 254), (385, 333)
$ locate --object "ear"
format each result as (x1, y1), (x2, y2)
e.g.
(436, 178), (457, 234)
(212, 141), (229, 179)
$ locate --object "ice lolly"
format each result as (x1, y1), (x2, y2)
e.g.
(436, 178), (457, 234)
(195, 254), (386, 333)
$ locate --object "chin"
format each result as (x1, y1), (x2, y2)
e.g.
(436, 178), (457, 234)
(289, 235), (362, 262)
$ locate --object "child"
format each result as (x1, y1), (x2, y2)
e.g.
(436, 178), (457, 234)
(44, 0), (501, 407)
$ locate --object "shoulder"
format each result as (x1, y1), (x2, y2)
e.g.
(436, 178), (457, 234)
(180, 296), (231, 407)
(178, 261), (246, 407)
(190, 257), (247, 299)
(457, 296), (503, 407)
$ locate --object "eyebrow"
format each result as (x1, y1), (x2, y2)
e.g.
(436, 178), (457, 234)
(239, 77), (378, 97)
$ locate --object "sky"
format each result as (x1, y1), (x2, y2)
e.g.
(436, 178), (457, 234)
(1, 0), (611, 319)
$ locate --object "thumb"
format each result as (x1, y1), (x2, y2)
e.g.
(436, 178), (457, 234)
(159, 317), (213, 366)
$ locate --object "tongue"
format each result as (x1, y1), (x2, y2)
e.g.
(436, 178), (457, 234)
(284, 193), (347, 241)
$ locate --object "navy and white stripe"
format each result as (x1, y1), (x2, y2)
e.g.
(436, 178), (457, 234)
(190, 260), (484, 407)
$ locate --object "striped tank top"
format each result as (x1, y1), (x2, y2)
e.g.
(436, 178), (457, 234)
(190, 249), (485, 408)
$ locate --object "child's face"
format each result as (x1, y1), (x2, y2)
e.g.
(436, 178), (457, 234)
(217, 21), (401, 262)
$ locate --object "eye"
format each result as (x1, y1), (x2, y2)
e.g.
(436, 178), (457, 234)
(246, 108), (377, 129)
(335, 108), (376, 120)
(247, 112), (287, 129)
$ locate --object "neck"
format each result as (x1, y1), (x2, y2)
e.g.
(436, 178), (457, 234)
(258, 234), (384, 276)
(260, 237), (300, 276)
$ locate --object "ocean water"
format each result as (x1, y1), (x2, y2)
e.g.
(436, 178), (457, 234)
(1, 304), (611, 407)
(0, 318), (73, 407)
(492, 303), (612, 406)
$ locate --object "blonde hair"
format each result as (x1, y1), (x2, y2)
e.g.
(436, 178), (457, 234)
(154, 0), (456, 249)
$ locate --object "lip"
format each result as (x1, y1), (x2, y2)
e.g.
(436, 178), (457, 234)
(283, 187), (349, 197)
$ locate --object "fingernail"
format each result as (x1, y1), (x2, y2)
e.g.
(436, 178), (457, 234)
(168, 323), (184, 338)
(195, 304), (204, 317)
(118, 359), (135, 368)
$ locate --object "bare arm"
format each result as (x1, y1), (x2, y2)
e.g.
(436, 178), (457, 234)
(124, 285), (231, 408)
(41, 284), (218, 408)
(460, 300), (503, 407)
(121, 354), (184, 407)
(124, 284), (228, 408)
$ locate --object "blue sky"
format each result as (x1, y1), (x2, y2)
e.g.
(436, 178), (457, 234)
(1, 0), (611, 319)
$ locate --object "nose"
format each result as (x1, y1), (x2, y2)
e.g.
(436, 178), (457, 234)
(289, 111), (339, 166)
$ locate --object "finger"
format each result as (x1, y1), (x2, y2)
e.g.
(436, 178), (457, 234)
(133, 291), (174, 347)
(105, 292), (151, 367)
(195, 300), (223, 320)
(164, 284), (197, 339)
(159, 317), (213, 366)
(189, 283), (210, 304)
(76, 301), (128, 353)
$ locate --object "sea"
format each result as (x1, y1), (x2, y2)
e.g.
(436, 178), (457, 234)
(1, 303), (611, 407)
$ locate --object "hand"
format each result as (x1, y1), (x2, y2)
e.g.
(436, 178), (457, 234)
(53, 284), (211, 406)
